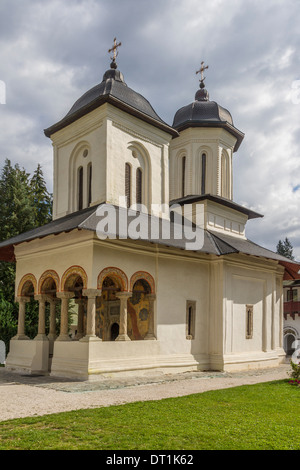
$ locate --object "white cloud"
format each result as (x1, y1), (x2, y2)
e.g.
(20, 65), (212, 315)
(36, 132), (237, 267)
(1, 0), (300, 258)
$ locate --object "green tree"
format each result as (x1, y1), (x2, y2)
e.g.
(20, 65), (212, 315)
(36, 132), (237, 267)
(0, 159), (53, 350)
(276, 237), (294, 260)
(30, 163), (52, 226)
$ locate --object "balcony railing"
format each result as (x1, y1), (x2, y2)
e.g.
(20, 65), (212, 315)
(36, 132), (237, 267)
(284, 300), (300, 314)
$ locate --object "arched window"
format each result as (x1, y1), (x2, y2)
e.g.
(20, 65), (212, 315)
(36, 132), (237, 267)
(78, 166), (83, 211)
(87, 163), (92, 206)
(125, 163), (131, 208)
(221, 151), (230, 198)
(136, 167), (142, 205)
(201, 153), (206, 195)
(182, 156), (186, 197)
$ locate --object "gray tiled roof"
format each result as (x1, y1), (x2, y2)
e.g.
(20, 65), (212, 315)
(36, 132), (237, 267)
(44, 68), (178, 138)
(0, 203), (291, 264)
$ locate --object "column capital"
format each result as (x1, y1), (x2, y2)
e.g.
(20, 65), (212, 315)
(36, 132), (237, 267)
(34, 294), (49, 302)
(116, 292), (132, 300)
(15, 296), (31, 304)
(82, 288), (102, 298)
(56, 291), (74, 300)
(145, 293), (156, 301)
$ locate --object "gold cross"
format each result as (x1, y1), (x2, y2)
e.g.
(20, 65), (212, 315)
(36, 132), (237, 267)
(108, 37), (122, 61)
(196, 61), (209, 81)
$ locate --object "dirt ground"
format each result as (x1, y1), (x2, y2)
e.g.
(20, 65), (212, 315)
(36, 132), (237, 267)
(0, 363), (291, 422)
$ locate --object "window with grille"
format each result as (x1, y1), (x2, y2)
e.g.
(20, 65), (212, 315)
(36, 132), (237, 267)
(125, 163), (131, 208)
(136, 167), (142, 205)
(201, 153), (206, 195)
(87, 163), (92, 206)
(186, 300), (196, 339)
(78, 166), (83, 211)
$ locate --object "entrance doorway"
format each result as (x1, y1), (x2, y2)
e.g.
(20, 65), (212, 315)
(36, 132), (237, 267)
(111, 323), (119, 341)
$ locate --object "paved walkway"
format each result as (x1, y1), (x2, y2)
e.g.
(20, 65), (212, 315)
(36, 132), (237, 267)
(0, 364), (291, 422)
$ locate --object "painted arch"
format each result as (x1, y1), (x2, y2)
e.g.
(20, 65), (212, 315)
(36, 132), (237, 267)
(38, 270), (60, 294)
(130, 271), (155, 294)
(61, 266), (88, 291)
(17, 273), (37, 297)
(97, 267), (128, 292)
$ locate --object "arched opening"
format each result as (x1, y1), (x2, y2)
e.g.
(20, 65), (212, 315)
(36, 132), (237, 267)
(97, 276), (121, 341)
(87, 163), (92, 207)
(285, 333), (296, 356)
(61, 270), (86, 339)
(201, 153), (206, 195)
(78, 166), (83, 211)
(125, 162), (131, 208)
(221, 151), (230, 199)
(128, 279), (152, 340)
(182, 156), (186, 197)
(136, 167), (143, 205)
(110, 323), (120, 341)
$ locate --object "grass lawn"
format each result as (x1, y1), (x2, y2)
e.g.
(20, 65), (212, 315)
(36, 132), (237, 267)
(0, 379), (299, 450)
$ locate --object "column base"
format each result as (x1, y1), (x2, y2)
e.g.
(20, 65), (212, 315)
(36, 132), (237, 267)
(11, 334), (30, 341)
(79, 335), (102, 343)
(34, 334), (49, 342)
(144, 333), (156, 340)
(56, 334), (72, 342)
(115, 334), (131, 341)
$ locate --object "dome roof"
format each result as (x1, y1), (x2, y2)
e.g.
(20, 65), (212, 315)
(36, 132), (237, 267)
(172, 81), (244, 152)
(45, 62), (177, 138)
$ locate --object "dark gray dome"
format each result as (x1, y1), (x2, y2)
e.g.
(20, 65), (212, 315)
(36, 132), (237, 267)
(172, 82), (244, 151)
(173, 99), (234, 129)
(45, 65), (177, 138)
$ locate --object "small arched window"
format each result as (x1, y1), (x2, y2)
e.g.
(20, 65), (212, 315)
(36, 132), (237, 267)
(136, 168), (142, 205)
(78, 166), (83, 211)
(87, 163), (92, 206)
(201, 153), (206, 195)
(182, 156), (186, 197)
(125, 163), (131, 208)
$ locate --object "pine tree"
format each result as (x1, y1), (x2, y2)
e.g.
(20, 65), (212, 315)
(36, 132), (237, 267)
(30, 164), (52, 227)
(0, 159), (53, 348)
(276, 237), (294, 260)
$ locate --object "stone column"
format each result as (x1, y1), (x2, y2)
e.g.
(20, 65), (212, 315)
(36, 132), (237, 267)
(144, 294), (156, 340)
(115, 292), (132, 341)
(13, 296), (30, 340)
(80, 289), (102, 342)
(75, 298), (85, 340)
(56, 292), (74, 341)
(47, 297), (59, 341)
(34, 295), (49, 341)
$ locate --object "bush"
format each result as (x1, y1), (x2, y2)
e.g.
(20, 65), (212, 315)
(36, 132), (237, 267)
(288, 360), (300, 386)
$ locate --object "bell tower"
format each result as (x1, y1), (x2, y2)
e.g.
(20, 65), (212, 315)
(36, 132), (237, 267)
(169, 63), (244, 202)
(169, 65), (262, 239)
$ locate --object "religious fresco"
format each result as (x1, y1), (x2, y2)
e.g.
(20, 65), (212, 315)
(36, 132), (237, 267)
(94, 277), (150, 341)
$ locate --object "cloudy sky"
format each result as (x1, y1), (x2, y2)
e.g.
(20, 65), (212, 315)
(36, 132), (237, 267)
(1, 0), (300, 258)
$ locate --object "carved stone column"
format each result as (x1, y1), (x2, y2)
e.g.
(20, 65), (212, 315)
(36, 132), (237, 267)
(80, 289), (102, 342)
(144, 294), (156, 340)
(56, 292), (74, 341)
(115, 292), (132, 341)
(75, 298), (85, 340)
(47, 297), (59, 341)
(13, 296), (30, 340)
(34, 295), (49, 341)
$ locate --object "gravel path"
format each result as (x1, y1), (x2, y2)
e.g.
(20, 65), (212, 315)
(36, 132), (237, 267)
(0, 364), (290, 422)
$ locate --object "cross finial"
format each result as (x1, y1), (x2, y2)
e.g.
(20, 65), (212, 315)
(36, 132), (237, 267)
(196, 61), (209, 82)
(108, 37), (122, 62)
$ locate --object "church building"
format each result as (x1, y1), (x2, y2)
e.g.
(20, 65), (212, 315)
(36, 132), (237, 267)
(0, 41), (291, 379)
